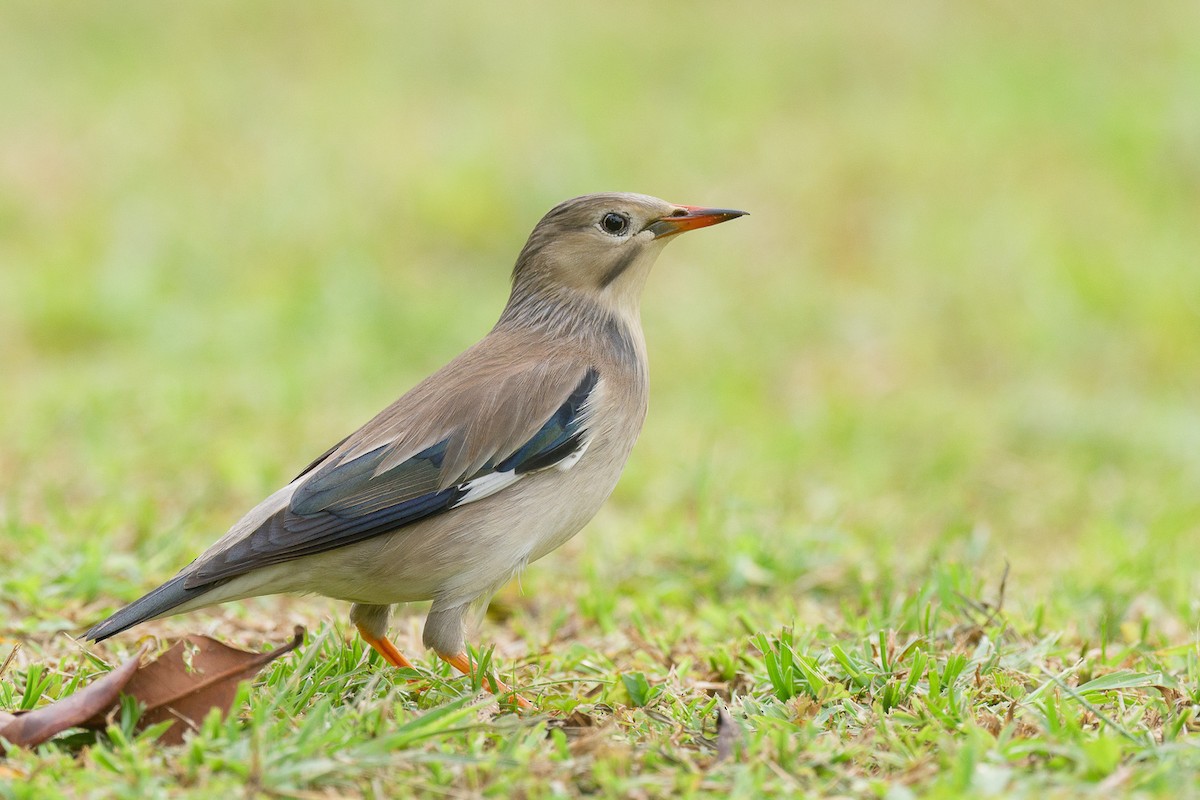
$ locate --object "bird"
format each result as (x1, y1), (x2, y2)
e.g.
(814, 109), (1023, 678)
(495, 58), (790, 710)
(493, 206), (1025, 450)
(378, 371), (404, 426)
(84, 192), (746, 704)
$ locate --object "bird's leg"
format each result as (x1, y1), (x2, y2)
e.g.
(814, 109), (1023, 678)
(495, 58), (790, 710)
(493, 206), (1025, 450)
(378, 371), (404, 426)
(356, 624), (416, 669)
(351, 602), (416, 669)
(439, 650), (533, 709)
(424, 602), (532, 708)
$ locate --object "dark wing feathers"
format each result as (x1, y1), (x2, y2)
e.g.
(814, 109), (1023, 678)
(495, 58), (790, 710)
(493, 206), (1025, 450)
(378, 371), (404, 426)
(184, 367), (599, 588)
(496, 368), (597, 473)
(291, 439), (449, 517)
(195, 484), (466, 581)
(362, 358), (587, 480)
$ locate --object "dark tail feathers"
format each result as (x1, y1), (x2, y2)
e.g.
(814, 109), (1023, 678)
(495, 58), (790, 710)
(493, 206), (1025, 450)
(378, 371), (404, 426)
(84, 574), (212, 642)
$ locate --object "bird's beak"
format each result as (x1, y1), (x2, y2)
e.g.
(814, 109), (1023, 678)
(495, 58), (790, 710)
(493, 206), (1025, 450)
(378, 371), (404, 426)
(646, 205), (748, 239)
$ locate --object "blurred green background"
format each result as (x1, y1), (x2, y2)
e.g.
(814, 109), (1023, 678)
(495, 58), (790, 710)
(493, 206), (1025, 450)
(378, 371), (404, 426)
(2, 2), (1198, 636)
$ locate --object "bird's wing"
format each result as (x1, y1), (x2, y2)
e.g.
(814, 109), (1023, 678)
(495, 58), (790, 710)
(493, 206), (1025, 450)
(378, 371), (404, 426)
(184, 349), (598, 589)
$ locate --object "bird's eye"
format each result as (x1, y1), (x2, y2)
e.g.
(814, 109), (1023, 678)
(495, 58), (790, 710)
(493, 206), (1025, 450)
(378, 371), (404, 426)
(600, 212), (630, 236)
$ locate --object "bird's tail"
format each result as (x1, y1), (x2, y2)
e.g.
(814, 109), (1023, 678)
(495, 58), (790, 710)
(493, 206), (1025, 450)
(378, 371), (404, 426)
(84, 574), (212, 642)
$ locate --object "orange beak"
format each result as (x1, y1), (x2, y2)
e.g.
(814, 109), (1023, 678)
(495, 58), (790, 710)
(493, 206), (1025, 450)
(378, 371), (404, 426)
(646, 205), (748, 239)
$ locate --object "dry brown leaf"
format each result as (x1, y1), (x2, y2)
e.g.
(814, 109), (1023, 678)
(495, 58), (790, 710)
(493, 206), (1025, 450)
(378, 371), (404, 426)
(0, 649), (143, 752)
(0, 628), (302, 753)
(83, 626), (304, 744)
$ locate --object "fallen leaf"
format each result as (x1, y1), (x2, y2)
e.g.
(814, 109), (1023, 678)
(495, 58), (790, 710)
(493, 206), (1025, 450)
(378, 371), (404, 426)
(83, 626), (304, 744)
(0, 649), (143, 752)
(0, 628), (303, 753)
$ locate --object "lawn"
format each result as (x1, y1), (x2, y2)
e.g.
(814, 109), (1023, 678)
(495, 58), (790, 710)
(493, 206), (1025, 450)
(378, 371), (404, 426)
(2, 3), (1199, 797)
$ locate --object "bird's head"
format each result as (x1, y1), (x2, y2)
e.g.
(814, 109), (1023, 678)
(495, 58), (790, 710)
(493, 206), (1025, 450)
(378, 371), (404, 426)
(507, 193), (746, 321)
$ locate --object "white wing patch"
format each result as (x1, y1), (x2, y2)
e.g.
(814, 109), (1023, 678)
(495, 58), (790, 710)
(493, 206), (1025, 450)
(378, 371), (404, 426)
(555, 435), (591, 471)
(452, 470), (523, 508)
(450, 432), (593, 509)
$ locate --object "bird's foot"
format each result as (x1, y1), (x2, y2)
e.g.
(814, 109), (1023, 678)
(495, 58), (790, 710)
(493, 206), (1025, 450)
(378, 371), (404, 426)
(440, 650), (533, 709)
(356, 624), (416, 669)
(356, 626), (531, 708)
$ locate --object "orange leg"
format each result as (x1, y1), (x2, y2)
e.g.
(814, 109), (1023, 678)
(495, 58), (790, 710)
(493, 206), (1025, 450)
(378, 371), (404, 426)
(356, 623), (415, 669)
(440, 651), (533, 709)
(356, 626), (531, 709)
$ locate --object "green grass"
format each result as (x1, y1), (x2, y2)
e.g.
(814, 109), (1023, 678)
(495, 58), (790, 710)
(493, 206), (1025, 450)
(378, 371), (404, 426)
(3, 2), (1200, 797)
